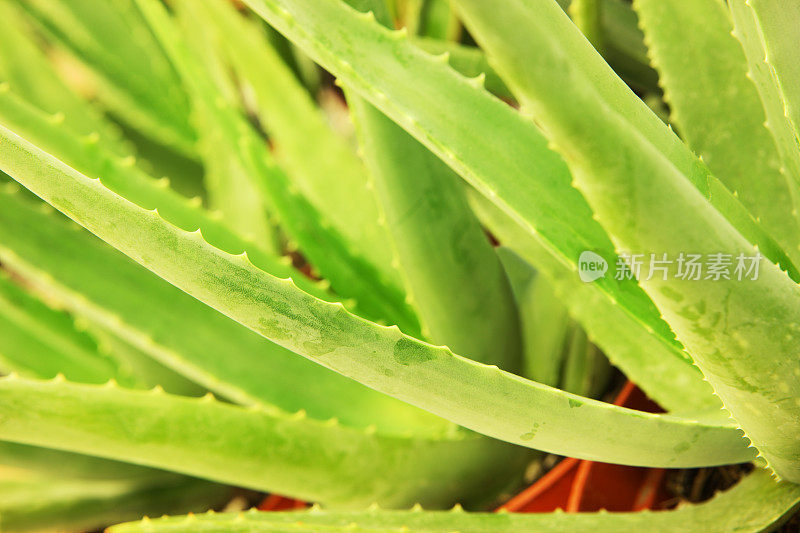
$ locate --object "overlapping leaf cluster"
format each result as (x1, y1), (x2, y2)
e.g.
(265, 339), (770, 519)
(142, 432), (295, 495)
(0, 0), (798, 531)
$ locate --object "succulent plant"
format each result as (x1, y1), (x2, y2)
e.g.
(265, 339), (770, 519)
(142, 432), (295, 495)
(0, 0), (798, 531)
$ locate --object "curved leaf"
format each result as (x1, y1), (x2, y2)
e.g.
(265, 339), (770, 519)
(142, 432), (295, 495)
(197, 0), (402, 288)
(470, 191), (718, 412)
(0, 272), (119, 384)
(0, 469), (226, 533)
(0, 126), (753, 467)
(635, 0), (800, 267)
(729, 0), (800, 213)
(0, 2), (129, 157)
(0, 376), (524, 510)
(238, 0), (715, 413)
(0, 182), (438, 434)
(454, 0), (800, 481)
(13, 0), (196, 156)
(347, 1), (521, 370)
(109, 468), (800, 533)
(135, 0), (418, 333)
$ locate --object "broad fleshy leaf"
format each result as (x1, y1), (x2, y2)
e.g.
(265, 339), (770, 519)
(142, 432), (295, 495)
(0, 376), (524, 509)
(197, 0), (403, 289)
(0, 467), (227, 533)
(237, 0), (720, 415)
(470, 191), (718, 412)
(346, 0), (521, 370)
(454, 0), (800, 481)
(0, 127), (754, 467)
(0, 182), (438, 434)
(109, 468), (800, 533)
(13, 0), (196, 156)
(634, 0), (800, 267)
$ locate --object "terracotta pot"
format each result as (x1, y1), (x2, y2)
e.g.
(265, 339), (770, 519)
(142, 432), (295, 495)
(258, 494), (307, 511)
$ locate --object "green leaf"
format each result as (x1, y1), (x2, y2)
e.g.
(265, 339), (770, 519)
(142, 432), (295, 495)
(729, 0), (800, 219)
(740, 0), (800, 163)
(237, 0), (715, 414)
(496, 248), (571, 387)
(0, 84), (330, 305)
(634, 0), (800, 268)
(0, 182), (437, 434)
(454, 0), (800, 481)
(85, 325), (207, 397)
(569, 0), (603, 52)
(169, 0), (278, 253)
(0, 266), (201, 396)
(411, 38), (514, 100)
(470, 191), (718, 412)
(452, 0), (798, 280)
(13, 0), (197, 156)
(418, 0), (460, 40)
(0, 441), (157, 481)
(135, 0), (418, 333)
(0, 376), (525, 510)
(0, 271), (119, 384)
(0, 467), (227, 533)
(109, 468), (800, 533)
(559, 324), (609, 397)
(598, 0), (659, 94)
(0, 83), (432, 430)
(346, 0), (521, 369)
(0, 127), (753, 467)
(0, 2), (130, 157)
(191, 0), (401, 289)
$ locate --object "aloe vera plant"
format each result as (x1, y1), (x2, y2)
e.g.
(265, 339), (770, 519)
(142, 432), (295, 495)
(0, 0), (799, 531)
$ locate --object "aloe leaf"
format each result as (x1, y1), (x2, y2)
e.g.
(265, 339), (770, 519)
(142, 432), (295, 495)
(396, 0), (425, 33)
(111, 468), (800, 533)
(496, 248), (570, 387)
(453, 0), (798, 280)
(0, 84), (329, 304)
(739, 0), (800, 159)
(191, 0), (401, 288)
(85, 325), (206, 397)
(599, 0), (659, 93)
(0, 271), (119, 384)
(350, 100), (523, 369)
(559, 324), (609, 397)
(0, 441), (158, 481)
(13, 0), (196, 156)
(0, 183), (438, 434)
(411, 38), (514, 100)
(470, 191), (719, 412)
(0, 2), (129, 157)
(135, 0), (418, 333)
(0, 267), (200, 395)
(569, 0), (602, 52)
(170, 2), (277, 252)
(0, 128), (754, 467)
(418, 0), (460, 40)
(0, 375), (525, 509)
(346, 1), (521, 370)
(0, 468), (228, 533)
(454, 0), (800, 481)
(634, 0), (800, 267)
(237, 0), (716, 409)
(729, 0), (800, 208)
